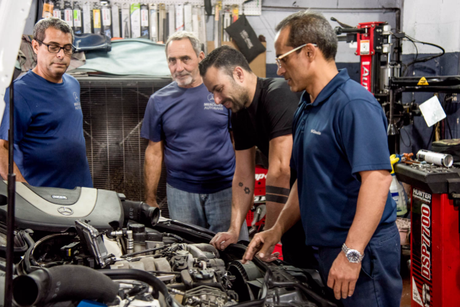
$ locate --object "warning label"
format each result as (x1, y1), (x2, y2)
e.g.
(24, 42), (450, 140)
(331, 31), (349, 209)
(417, 77), (429, 86)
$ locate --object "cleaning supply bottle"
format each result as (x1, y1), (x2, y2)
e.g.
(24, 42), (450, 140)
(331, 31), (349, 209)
(390, 154), (408, 216)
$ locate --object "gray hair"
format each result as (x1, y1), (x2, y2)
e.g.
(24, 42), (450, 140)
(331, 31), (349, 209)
(165, 31), (202, 58)
(275, 10), (337, 61)
(33, 17), (74, 44)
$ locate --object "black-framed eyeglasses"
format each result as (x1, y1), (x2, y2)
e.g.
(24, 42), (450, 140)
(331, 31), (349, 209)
(35, 38), (74, 55)
(275, 43), (317, 68)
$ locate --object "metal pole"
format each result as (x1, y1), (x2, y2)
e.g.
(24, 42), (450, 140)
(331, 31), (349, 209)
(4, 78), (16, 307)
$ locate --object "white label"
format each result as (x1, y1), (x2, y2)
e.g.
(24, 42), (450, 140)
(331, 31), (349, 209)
(360, 40), (370, 55)
(73, 10), (82, 27)
(53, 9), (61, 19)
(64, 9), (73, 27)
(102, 8), (111, 26)
(82, 3), (92, 34)
(141, 8), (149, 27)
(175, 4), (184, 31)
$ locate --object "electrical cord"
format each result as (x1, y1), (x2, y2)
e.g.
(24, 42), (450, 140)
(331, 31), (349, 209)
(402, 34), (445, 76)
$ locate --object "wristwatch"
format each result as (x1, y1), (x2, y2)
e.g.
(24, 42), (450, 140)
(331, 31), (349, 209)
(342, 243), (364, 263)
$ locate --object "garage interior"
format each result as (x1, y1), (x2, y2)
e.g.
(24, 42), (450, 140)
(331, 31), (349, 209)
(1, 0), (460, 306)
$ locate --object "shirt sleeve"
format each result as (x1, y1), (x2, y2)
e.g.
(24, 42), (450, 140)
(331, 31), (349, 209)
(0, 89), (32, 144)
(264, 81), (299, 140)
(338, 98), (392, 175)
(140, 95), (163, 142)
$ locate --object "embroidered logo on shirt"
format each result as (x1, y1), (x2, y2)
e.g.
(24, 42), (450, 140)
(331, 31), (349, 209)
(311, 129), (321, 135)
(204, 102), (223, 110)
(207, 93), (215, 103)
(73, 92), (81, 109)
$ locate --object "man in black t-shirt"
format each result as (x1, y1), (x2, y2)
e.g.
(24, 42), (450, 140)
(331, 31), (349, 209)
(199, 46), (315, 268)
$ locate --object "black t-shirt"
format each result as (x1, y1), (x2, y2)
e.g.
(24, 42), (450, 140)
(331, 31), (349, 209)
(232, 78), (300, 157)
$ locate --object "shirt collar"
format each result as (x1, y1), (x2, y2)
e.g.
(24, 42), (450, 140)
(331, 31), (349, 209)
(300, 68), (350, 108)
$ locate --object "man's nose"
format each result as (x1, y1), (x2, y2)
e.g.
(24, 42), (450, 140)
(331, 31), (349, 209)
(214, 94), (222, 105)
(56, 48), (65, 58)
(175, 60), (184, 71)
(277, 65), (285, 76)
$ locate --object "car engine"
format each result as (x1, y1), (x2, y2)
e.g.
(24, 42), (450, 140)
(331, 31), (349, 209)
(0, 182), (338, 307)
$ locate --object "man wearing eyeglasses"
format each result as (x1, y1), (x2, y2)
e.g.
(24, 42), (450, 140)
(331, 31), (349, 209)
(0, 17), (92, 189)
(199, 46), (318, 270)
(242, 11), (401, 307)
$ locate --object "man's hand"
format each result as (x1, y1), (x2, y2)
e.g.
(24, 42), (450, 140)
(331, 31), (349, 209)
(327, 251), (361, 300)
(210, 230), (239, 251)
(242, 228), (281, 264)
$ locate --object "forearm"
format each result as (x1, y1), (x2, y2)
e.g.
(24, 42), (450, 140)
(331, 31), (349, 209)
(264, 167), (290, 229)
(345, 170), (392, 253)
(271, 180), (301, 234)
(143, 142), (164, 207)
(0, 142), (26, 182)
(228, 171), (255, 233)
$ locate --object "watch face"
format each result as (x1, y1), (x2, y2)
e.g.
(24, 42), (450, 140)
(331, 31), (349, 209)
(346, 250), (361, 263)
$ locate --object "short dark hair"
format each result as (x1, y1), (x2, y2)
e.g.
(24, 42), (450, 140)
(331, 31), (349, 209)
(275, 10), (337, 61)
(199, 45), (252, 77)
(33, 17), (74, 43)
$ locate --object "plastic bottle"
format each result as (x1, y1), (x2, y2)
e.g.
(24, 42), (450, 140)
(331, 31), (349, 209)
(390, 154), (408, 217)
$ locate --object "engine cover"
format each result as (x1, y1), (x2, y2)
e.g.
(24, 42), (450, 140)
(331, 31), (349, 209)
(0, 181), (123, 231)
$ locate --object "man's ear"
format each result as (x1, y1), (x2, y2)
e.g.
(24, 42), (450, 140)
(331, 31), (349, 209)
(198, 51), (205, 62)
(31, 39), (40, 55)
(304, 44), (317, 61)
(233, 66), (245, 83)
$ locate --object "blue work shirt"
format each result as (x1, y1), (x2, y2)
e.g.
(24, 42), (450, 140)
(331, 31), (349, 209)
(141, 82), (235, 194)
(292, 69), (396, 247)
(0, 71), (93, 189)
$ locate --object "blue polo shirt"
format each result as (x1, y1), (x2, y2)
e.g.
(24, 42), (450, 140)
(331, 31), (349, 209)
(141, 82), (235, 194)
(292, 69), (396, 247)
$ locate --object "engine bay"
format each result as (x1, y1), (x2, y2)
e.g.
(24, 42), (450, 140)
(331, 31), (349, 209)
(0, 182), (338, 307)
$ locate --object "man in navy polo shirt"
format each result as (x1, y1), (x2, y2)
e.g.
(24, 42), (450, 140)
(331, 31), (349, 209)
(141, 31), (245, 238)
(0, 17), (92, 189)
(243, 11), (402, 306)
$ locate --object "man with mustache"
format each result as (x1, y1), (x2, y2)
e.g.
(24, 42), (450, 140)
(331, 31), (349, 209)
(0, 17), (92, 189)
(199, 46), (316, 269)
(141, 32), (244, 237)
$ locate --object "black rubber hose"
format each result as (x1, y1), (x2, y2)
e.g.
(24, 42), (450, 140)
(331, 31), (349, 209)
(13, 265), (118, 307)
(122, 200), (160, 227)
(99, 269), (173, 307)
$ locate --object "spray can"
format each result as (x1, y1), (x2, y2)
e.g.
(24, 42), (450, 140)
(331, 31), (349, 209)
(416, 149), (453, 167)
(92, 2), (102, 35)
(140, 3), (149, 38)
(53, 0), (61, 19)
(73, 1), (83, 35)
(42, 0), (54, 18)
(63, 1), (73, 28)
(101, 1), (112, 38)
(130, 3), (141, 38)
(390, 154), (408, 217)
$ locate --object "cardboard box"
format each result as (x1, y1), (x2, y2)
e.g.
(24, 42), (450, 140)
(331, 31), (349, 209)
(206, 41), (266, 78)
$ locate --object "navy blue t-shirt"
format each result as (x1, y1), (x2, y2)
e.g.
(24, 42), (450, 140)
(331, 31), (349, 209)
(292, 69), (396, 247)
(0, 71), (93, 189)
(141, 82), (235, 194)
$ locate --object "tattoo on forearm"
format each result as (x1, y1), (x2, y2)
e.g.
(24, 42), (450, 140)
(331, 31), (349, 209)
(266, 186), (290, 196)
(238, 182), (251, 194)
(265, 185), (290, 204)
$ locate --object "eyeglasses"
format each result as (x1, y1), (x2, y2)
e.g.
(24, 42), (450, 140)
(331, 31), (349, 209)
(35, 39), (74, 55)
(275, 43), (317, 68)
